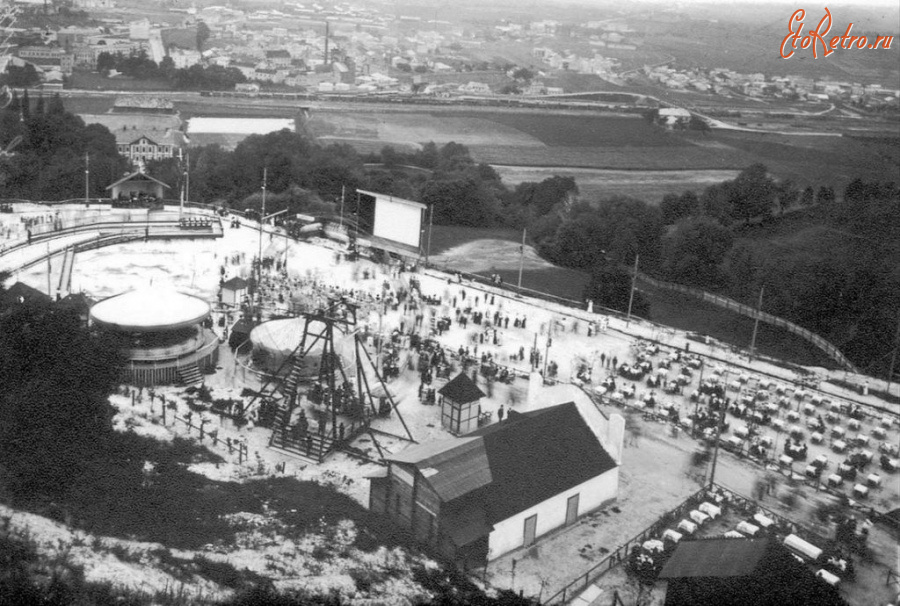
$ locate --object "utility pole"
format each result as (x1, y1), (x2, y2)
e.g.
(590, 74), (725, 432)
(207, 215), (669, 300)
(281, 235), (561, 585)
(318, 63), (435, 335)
(84, 152), (89, 205)
(517, 227), (526, 290)
(178, 148), (185, 221)
(339, 184), (345, 229)
(626, 254), (640, 323)
(749, 286), (765, 359)
(425, 204), (434, 267)
(708, 398), (727, 487)
(886, 311), (900, 397)
(256, 168), (267, 320)
(46, 242), (51, 297)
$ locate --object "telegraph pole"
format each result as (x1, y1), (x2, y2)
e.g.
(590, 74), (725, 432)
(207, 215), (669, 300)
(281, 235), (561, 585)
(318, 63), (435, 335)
(256, 168), (267, 320)
(626, 254), (640, 323)
(178, 148), (185, 221)
(84, 152), (89, 205)
(708, 399), (726, 486)
(425, 204), (434, 267)
(749, 286), (765, 359)
(517, 228), (526, 290)
(886, 311), (900, 397)
(339, 184), (345, 229)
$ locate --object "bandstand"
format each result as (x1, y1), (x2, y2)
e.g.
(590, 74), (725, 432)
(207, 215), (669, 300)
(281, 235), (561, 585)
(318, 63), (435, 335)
(89, 288), (218, 386)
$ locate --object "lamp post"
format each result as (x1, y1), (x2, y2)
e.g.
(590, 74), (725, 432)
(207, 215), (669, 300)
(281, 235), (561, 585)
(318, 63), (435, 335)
(517, 227), (526, 290)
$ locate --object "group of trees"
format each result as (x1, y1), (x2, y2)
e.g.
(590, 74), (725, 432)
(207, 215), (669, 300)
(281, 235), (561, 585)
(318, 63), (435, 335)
(653, 163), (899, 375)
(0, 278), (125, 503)
(96, 49), (247, 90)
(0, 92), (127, 200)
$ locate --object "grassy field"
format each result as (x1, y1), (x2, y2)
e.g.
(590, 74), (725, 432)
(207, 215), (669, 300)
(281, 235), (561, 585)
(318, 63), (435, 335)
(639, 283), (838, 369)
(427, 225), (521, 256)
(448, 111), (679, 148)
(494, 166), (740, 205)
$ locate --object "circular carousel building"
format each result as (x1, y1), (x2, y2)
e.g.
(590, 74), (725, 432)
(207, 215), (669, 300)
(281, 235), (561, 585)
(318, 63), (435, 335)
(90, 288), (219, 385)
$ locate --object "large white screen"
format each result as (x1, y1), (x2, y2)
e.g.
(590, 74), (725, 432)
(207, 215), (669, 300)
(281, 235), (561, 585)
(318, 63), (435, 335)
(373, 198), (423, 248)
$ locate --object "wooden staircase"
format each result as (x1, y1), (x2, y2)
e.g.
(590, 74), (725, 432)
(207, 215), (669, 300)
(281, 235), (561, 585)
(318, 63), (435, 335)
(177, 363), (203, 387)
(269, 424), (335, 463)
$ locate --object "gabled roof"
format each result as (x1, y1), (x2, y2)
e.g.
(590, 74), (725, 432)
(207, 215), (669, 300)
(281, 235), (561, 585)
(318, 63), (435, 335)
(389, 437), (492, 502)
(106, 170), (171, 190)
(471, 403), (618, 522)
(438, 372), (485, 404)
(387, 402), (617, 524)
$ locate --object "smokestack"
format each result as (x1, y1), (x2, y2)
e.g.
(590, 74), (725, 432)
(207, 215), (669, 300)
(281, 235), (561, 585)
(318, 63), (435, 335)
(324, 21), (329, 65)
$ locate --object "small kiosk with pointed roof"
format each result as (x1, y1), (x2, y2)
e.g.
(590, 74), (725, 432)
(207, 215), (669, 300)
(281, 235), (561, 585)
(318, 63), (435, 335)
(439, 372), (486, 435)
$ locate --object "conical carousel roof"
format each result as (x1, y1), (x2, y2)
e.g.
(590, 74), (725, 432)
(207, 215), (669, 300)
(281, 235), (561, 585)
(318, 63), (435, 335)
(90, 288), (211, 332)
(251, 317), (350, 357)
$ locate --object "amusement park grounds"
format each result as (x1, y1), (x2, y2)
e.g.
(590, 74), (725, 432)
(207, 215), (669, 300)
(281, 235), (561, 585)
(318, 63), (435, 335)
(5, 218), (898, 604)
(426, 224), (837, 370)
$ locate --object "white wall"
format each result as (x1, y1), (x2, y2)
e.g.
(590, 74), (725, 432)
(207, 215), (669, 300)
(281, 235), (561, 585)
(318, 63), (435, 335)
(373, 197), (423, 249)
(486, 468), (618, 560)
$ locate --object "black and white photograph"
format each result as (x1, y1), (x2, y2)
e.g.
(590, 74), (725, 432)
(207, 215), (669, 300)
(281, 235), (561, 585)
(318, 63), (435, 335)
(0, 0), (898, 604)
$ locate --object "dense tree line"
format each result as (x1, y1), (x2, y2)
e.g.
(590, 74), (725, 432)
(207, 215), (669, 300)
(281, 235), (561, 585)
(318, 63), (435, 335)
(96, 49), (246, 90)
(0, 278), (126, 503)
(656, 164), (900, 375)
(0, 92), (127, 200)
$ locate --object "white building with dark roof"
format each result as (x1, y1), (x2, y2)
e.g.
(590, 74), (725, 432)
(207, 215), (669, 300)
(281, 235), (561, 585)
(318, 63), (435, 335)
(369, 401), (620, 566)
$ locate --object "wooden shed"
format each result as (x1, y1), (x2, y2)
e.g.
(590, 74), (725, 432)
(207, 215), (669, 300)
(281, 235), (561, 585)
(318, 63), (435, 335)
(438, 372), (485, 435)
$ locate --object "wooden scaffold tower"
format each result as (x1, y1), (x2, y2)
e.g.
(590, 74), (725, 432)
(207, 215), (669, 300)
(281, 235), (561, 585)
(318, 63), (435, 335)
(242, 295), (415, 463)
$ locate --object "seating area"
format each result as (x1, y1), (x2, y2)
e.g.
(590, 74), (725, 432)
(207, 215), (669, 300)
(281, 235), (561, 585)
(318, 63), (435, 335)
(180, 217), (213, 230)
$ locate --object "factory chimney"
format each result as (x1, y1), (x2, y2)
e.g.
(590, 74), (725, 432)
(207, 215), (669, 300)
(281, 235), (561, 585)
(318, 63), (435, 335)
(324, 21), (329, 65)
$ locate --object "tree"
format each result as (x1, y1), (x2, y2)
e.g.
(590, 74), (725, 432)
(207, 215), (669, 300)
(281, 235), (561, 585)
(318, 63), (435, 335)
(1, 64), (40, 87)
(96, 51), (116, 74)
(0, 301), (124, 502)
(800, 186), (815, 206)
(774, 179), (799, 215)
(511, 175), (578, 217)
(729, 163), (776, 223)
(662, 217), (734, 288)
(660, 190), (699, 224)
(689, 115), (710, 132)
(816, 185), (835, 207)
(196, 21), (211, 51)
(421, 176), (499, 226)
(512, 67), (534, 81)
(583, 264), (650, 318)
